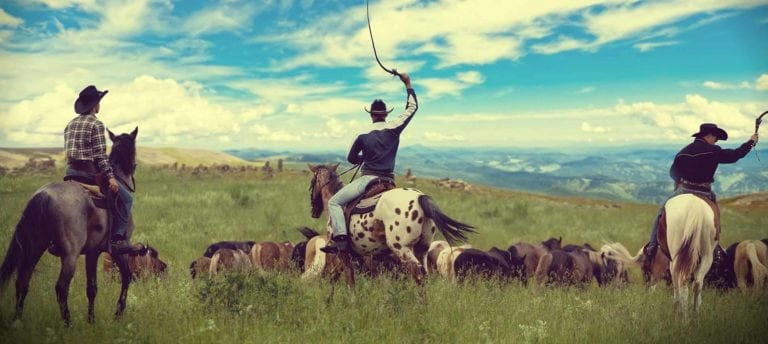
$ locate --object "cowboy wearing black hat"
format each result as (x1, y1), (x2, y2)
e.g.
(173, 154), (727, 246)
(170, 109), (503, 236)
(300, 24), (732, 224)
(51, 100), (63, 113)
(643, 123), (759, 266)
(321, 72), (416, 254)
(65, 85), (138, 254)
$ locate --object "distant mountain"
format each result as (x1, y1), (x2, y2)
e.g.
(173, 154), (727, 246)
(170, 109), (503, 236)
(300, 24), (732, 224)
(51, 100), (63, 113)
(227, 145), (768, 204)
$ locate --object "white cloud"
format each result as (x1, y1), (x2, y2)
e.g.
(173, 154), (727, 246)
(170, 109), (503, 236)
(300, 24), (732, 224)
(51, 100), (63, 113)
(755, 74), (768, 91)
(456, 71), (485, 85)
(581, 122), (609, 133)
(702, 81), (752, 90)
(532, 36), (594, 55)
(23, 0), (98, 10)
(0, 75), (252, 146)
(0, 8), (23, 27)
(634, 41), (678, 52)
(614, 94), (761, 139)
(576, 87), (595, 94)
(183, 2), (259, 36)
(423, 132), (466, 142)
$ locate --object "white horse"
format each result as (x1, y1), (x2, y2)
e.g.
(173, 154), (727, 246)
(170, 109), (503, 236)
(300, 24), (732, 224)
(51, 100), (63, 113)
(665, 193), (718, 315)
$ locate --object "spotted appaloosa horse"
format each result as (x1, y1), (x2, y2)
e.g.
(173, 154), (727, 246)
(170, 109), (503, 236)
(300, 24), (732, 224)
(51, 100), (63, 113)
(308, 163), (474, 296)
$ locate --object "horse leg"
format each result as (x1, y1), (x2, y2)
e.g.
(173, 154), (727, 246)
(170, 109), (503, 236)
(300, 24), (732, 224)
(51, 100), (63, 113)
(111, 253), (132, 320)
(392, 246), (427, 303)
(85, 253), (100, 324)
(13, 246), (45, 321)
(55, 255), (78, 326)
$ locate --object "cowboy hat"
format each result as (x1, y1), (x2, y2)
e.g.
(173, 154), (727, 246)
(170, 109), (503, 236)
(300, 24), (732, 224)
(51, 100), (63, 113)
(692, 123), (728, 141)
(364, 99), (393, 115)
(74, 85), (108, 115)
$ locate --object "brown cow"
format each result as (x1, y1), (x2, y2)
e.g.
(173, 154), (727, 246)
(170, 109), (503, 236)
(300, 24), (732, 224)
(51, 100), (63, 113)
(103, 245), (167, 280)
(250, 241), (295, 272)
(534, 248), (593, 291)
(733, 240), (768, 290)
(509, 237), (561, 277)
(209, 248), (252, 275)
(189, 256), (212, 279)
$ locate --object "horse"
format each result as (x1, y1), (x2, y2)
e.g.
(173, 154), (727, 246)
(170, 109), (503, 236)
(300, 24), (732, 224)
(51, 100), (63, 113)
(665, 193), (718, 315)
(307, 163), (474, 299)
(103, 244), (167, 280)
(600, 242), (671, 286)
(0, 127), (139, 325)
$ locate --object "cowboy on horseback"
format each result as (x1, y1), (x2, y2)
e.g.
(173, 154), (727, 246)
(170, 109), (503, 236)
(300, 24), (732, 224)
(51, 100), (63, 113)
(65, 85), (140, 254)
(643, 123), (759, 267)
(320, 72), (416, 254)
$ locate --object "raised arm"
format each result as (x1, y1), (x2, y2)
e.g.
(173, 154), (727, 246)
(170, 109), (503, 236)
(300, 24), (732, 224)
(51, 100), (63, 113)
(385, 72), (417, 134)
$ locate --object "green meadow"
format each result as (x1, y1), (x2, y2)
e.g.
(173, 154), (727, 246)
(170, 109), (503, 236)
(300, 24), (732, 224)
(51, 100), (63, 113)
(1, 167), (766, 343)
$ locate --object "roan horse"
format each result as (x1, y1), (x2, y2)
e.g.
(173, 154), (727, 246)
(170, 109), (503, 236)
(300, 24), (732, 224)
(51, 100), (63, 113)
(0, 127), (140, 325)
(308, 163), (474, 298)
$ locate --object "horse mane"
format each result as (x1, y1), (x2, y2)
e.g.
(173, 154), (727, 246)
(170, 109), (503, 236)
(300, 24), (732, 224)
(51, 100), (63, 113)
(309, 164), (344, 216)
(109, 134), (136, 175)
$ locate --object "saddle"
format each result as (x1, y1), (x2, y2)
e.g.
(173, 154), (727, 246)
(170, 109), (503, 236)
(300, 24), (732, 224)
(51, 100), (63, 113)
(343, 177), (396, 229)
(658, 193), (721, 259)
(63, 174), (109, 209)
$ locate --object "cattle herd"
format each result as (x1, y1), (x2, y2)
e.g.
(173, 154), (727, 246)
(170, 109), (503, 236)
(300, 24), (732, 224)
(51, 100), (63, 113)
(124, 227), (766, 293)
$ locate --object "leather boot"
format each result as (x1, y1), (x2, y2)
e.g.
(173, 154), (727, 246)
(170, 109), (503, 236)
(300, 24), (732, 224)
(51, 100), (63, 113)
(320, 235), (350, 254)
(110, 236), (145, 255)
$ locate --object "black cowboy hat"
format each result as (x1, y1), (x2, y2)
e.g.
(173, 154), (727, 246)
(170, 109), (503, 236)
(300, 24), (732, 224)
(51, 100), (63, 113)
(364, 99), (393, 115)
(692, 123), (728, 141)
(74, 85), (108, 115)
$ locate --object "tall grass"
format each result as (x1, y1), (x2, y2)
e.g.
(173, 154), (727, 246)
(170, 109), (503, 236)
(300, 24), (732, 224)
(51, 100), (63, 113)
(0, 167), (766, 343)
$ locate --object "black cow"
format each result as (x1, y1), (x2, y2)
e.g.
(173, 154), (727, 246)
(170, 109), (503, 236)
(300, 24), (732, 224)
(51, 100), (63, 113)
(454, 248), (513, 282)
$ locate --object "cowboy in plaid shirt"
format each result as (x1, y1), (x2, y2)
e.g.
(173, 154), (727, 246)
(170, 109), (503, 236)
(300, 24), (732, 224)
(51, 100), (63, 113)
(65, 85), (135, 254)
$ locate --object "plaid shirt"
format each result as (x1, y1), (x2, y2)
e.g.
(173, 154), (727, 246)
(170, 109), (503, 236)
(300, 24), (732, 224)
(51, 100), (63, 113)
(64, 114), (114, 178)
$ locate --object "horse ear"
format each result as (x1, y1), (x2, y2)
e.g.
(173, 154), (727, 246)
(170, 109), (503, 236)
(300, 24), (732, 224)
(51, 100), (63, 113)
(307, 163), (317, 172)
(108, 129), (116, 142)
(331, 162), (340, 171)
(558, 236), (562, 244)
(130, 127), (138, 139)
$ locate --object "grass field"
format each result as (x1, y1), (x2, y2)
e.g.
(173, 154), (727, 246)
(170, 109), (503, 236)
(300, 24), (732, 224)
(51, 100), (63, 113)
(1, 167), (766, 343)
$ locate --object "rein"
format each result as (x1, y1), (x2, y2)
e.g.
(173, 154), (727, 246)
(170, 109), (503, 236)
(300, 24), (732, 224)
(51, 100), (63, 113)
(316, 164), (359, 191)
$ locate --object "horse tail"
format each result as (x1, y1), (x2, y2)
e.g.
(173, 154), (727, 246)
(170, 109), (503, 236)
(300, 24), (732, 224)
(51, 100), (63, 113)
(671, 213), (705, 287)
(250, 244), (263, 271)
(418, 195), (475, 246)
(209, 251), (222, 275)
(298, 227), (320, 239)
(745, 242), (768, 289)
(0, 191), (49, 290)
(600, 242), (642, 267)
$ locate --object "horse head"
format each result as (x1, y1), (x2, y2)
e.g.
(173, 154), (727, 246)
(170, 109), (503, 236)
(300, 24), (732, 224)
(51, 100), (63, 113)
(542, 237), (562, 251)
(107, 127), (138, 177)
(307, 163), (341, 218)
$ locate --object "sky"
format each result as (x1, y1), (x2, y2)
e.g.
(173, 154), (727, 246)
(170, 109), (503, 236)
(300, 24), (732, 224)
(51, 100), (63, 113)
(0, 0), (767, 151)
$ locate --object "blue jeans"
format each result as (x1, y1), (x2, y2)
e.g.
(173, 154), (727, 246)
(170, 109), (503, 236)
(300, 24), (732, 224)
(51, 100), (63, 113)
(328, 175), (378, 237)
(649, 186), (716, 244)
(113, 182), (133, 238)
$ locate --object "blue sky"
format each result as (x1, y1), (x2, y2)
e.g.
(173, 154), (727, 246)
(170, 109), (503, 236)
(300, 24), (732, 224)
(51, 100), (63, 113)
(0, 0), (766, 151)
